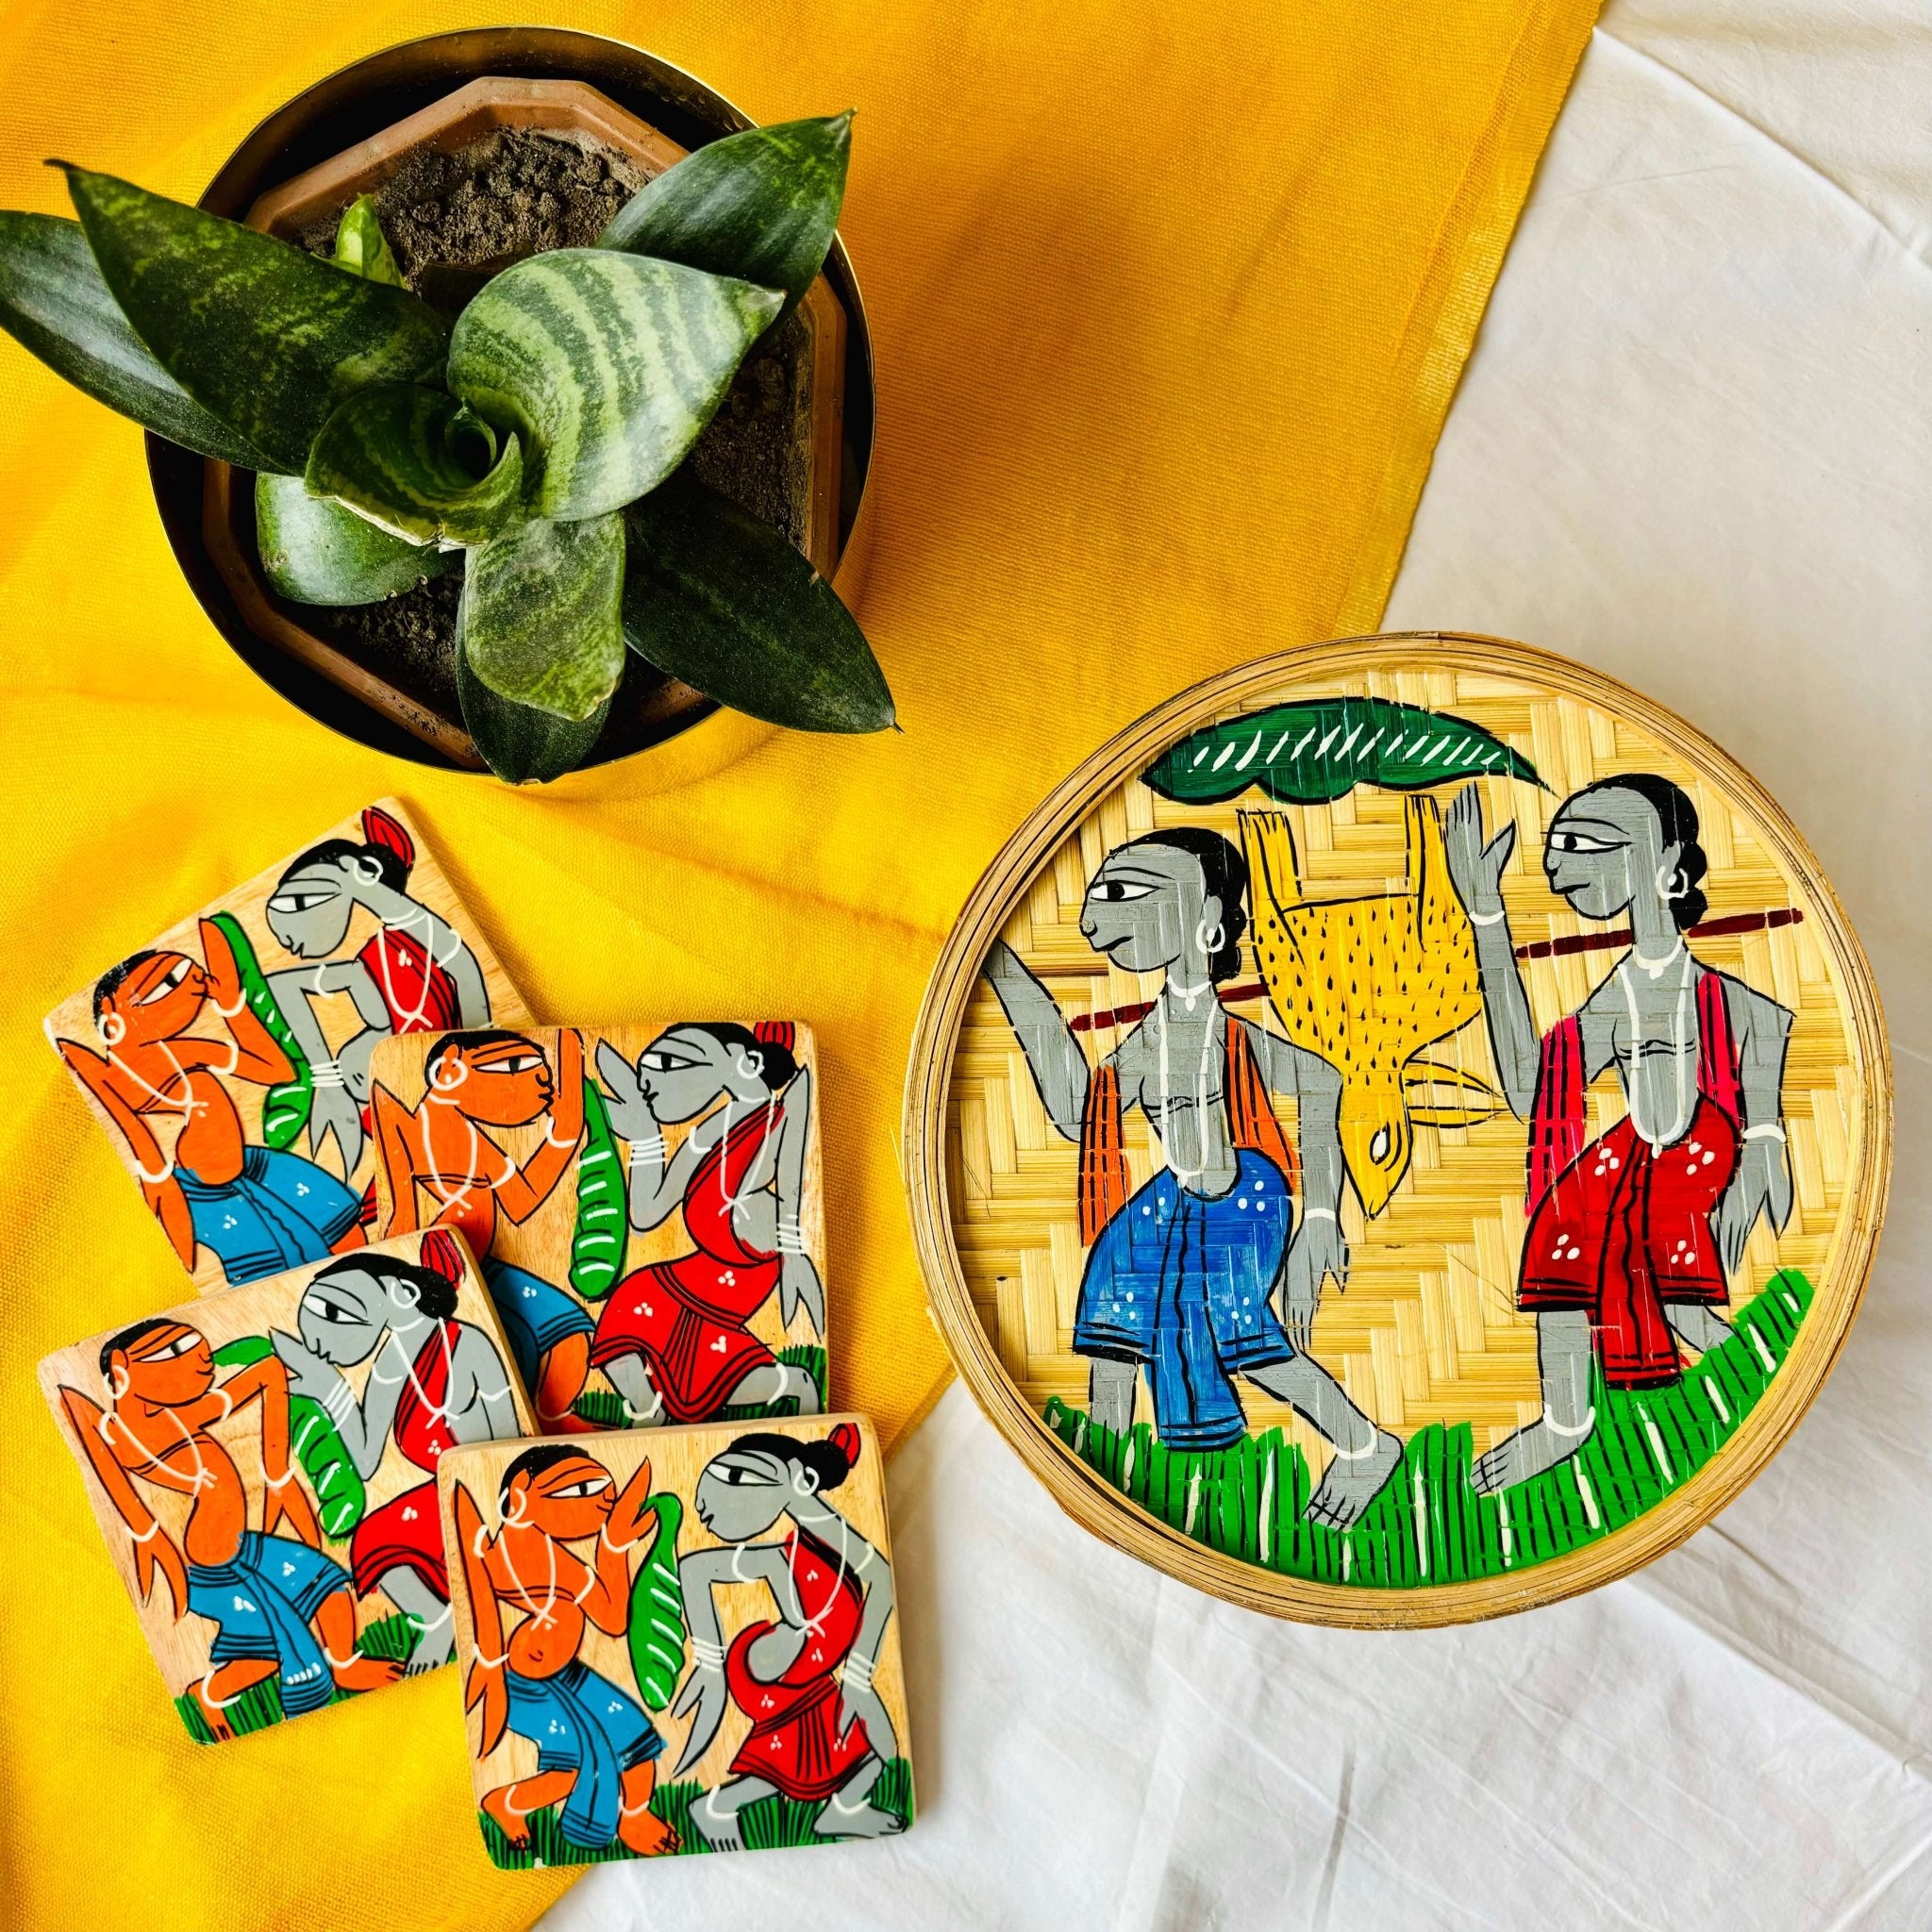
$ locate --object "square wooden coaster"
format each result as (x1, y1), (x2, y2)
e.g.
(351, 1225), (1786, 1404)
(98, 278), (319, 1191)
(43, 799), (531, 1294)
(367, 1022), (826, 1433)
(40, 1230), (538, 1743)
(437, 1416), (913, 1869)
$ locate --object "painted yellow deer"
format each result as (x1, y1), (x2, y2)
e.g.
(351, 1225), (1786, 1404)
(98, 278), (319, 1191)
(1240, 794), (1496, 1217)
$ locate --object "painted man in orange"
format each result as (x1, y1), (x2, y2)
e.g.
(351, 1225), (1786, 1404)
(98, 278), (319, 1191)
(58, 1318), (403, 1738)
(373, 1029), (594, 1429)
(58, 923), (364, 1283)
(454, 1445), (678, 1857)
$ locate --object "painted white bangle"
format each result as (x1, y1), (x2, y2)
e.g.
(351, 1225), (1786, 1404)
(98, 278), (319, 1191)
(264, 1466), (299, 1489)
(309, 1059), (345, 1090)
(1541, 1406), (1596, 1439)
(628, 1135), (668, 1167)
(1467, 906), (1508, 926)
(472, 1646), (508, 1669)
(691, 1637), (725, 1670)
(1302, 1208), (1337, 1224)
(1742, 1124), (1787, 1143)
(842, 1654), (874, 1691)
(129, 1518), (160, 1543)
(544, 1122), (580, 1149)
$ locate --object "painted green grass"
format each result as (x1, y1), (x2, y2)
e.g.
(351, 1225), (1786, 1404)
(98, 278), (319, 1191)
(479, 1757), (915, 1869)
(572, 1344), (830, 1429)
(1045, 1270), (1813, 1588)
(174, 1609), (421, 1743)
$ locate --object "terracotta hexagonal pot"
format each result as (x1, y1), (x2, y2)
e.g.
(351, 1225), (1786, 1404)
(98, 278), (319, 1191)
(147, 29), (876, 773)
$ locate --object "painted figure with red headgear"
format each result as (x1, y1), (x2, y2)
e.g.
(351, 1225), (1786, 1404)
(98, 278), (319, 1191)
(591, 1024), (825, 1426)
(262, 806), (496, 1178)
(269, 1229), (523, 1671)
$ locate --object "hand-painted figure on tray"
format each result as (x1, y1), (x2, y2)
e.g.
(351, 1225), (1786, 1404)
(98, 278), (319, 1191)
(373, 1030), (596, 1429)
(57, 924), (366, 1284)
(269, 1230), (521, 1672)
(986, 827), (1402, 1527)
(590, 1023), (824, 1427)
(672, 1424), (903, 1846)
(261, 806), (495, 1177)
(1443, 775), (1794, 1492)
(453, 1447), (679, 1858)
(55, 1319), (403, 1738)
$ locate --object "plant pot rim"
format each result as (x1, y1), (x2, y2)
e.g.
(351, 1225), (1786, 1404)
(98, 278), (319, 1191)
(147, 25), (878, 776)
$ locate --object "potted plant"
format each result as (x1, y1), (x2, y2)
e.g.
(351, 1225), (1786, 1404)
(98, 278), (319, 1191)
(0, 100), (891, 783)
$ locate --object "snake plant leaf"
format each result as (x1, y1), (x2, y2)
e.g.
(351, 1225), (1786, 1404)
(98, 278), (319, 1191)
(257, 472), (447, 606)
(598, 112), (852, 323)
(456, 647), (612, 785)
(622, 477), (893, 733)
(306, 383), (523, 545)
(1144, 696), (1543, 805)
(446, 248), (781, 521)
(625, 1494), (687, 1710)
(460, 510), (625, 720)
(332, 194), (404, 286)
(61, 165), (449, 475)
(0, 212), (272, 466)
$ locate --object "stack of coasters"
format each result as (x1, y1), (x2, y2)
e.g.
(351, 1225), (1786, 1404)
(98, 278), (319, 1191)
(39, 800), (914, 1869)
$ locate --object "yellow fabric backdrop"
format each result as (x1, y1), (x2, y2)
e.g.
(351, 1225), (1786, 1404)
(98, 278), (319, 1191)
(0, 0), (1598, 1923)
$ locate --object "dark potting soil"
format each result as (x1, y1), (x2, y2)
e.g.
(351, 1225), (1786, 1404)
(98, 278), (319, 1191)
(282, 125), (823, 746)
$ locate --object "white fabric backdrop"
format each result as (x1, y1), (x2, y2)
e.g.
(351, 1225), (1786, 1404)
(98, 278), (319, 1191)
(549, 7), (1932, 1924)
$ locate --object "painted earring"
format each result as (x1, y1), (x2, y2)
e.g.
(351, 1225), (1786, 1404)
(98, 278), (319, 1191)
(1656, 864), (1688, 902)
(736, 1051), (764, 1082)
(1195, 921), (1225, 955)
(98, 1011), (125, 1046)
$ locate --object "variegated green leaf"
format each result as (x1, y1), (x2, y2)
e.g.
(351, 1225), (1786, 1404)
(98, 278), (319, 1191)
(1144, 696), (1543, 805)
(0, 212), (272, 466)
(456, 646), (612, 785)
(62, 165), (449, 475)
(446, 248), (780, 521)
(332, 194), (404, 286)
(598, 113), (851, 323)
(305, 382), (522, 545)
(257, 472), (447, 606)
(622, 476), (892, 732)
(459, 510), (625, 721)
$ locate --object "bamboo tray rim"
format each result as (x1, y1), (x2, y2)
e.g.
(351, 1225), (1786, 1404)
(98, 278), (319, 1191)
(901, 630), (1893, 1626)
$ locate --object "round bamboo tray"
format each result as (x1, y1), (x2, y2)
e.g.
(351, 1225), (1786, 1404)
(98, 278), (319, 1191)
(903, 633), (1890, 1625)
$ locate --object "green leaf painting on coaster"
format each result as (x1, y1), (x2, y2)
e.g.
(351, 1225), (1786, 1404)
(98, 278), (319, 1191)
(625, 1494), (687, 1710)
(332, 194), (405, 286)
(447, 249), (781, 521)
(460, 510), (625, 720)
(0, 212), (273, 467)
(62, 166), (449, 474)
(622, 477), (893, 732)
(206, 912), (311, 1147)
(257, 472), (449, 607)
(571, 1076), (626, 1301)
(213, 1337), (365, 1539)
(456, 637), (613, 786)
(306, 383), (522, 545)
(599, 113), (852, 323)
(1144, 696), (1542, 805)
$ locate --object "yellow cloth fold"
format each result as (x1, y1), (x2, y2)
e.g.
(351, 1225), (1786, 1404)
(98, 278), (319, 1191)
(0, 0), (1598, 1924)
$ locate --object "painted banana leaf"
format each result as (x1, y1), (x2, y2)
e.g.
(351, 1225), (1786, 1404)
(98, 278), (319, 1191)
(1144, 697), (1542, 805)
(570, 1075), (626, 1301)
(625, 1494), (687, 1710)
(0, 212), (271, 466)
(206, 912), (310, 1149)
(213, 1337), (365, 1540)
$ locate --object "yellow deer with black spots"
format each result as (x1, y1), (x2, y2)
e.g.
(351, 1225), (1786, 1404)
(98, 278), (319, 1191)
(1240, 795), (1495, 1217)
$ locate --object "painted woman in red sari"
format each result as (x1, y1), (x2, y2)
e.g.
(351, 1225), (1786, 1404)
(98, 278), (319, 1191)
(261, 807), (494, 1178)
(672, 1424), (903, 1847)
(1444, 774), (1795, 1493)
(589, 1024), (824, 1426)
